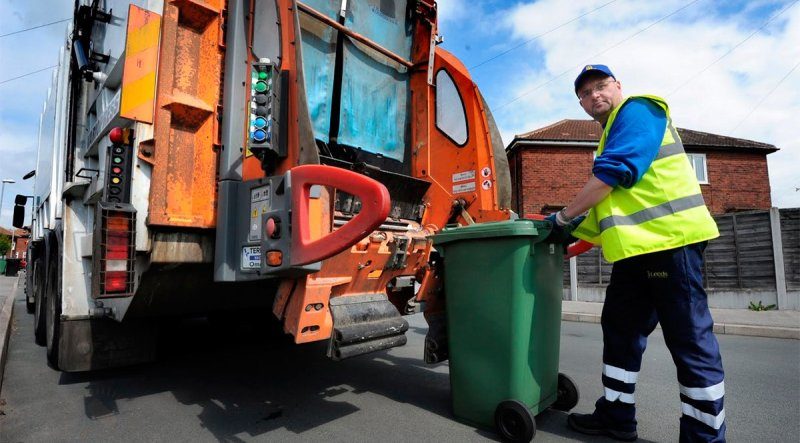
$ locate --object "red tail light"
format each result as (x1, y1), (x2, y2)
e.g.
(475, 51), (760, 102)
(105, 271), (129, 292)
(93, 204), (136, 297)
(104, 213), (132, 293)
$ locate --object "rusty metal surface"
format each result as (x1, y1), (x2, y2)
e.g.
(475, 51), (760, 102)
(147, 0), (224, 228)
(150, 231), (214, 263)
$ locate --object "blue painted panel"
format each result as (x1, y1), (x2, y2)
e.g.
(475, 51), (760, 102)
(338, 0), (412, 162)
(302, 0), (341, 19)
(344, 0), (413, 59)
(298, 0), (341, 143)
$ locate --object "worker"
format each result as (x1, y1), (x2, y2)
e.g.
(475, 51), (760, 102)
(546, 64), (726, 442)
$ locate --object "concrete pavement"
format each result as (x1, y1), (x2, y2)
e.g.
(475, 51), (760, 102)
(562, 300), (800, 340)
(0, 274), (20, 392)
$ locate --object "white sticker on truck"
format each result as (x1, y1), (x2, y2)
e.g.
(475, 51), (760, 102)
(452, 182), (476, 194)
(241, 245), (261, 270)
(249, 185), (271, 242)
(452, 170), (476, 183)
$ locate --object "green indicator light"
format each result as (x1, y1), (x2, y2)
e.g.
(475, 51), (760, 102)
(255, 81), (267, 93)
(258, 71), (268, 80)
(113, 157), (122, 164)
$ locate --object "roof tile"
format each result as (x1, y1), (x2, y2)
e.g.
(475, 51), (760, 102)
(515, 119), (777, 151)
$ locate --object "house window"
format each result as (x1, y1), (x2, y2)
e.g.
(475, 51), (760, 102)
(435, 69), (468, 145)
(687, 153), (708, 184)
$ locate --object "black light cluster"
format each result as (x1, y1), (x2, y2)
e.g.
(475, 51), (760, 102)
(106, 127), (133, 203)
(248, 59), (278, 162)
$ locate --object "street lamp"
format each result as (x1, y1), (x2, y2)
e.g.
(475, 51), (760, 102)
(1, 179), (15, 258)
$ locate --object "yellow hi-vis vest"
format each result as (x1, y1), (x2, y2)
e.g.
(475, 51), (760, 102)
(572, 95), (719, 262)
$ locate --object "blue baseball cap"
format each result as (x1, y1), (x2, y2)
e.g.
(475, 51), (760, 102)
(574, 64), (615, 94)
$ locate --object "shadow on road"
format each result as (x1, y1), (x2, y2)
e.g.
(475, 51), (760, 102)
(56, 314), (456, 441)
(50, 313), (644, 442)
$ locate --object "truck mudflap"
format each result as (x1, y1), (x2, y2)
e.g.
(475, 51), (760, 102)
(58, 318), (157, 372)
(327, 293), (409, 360)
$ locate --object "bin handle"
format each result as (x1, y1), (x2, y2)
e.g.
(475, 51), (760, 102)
(524, 213), (594, 260)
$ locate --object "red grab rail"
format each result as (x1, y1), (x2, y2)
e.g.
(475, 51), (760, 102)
(290, 165), (391, 266)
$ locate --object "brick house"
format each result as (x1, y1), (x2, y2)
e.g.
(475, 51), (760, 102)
(506, 119), (778, 215)
(0, 227), (28, 259)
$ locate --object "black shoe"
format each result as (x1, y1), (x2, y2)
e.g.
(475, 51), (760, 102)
(567, 412), (638, 441)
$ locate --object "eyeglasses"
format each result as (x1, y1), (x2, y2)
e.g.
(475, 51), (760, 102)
(578, 80), (615, 100)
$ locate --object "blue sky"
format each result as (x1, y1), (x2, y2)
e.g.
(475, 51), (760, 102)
(1, 0), (798, 228)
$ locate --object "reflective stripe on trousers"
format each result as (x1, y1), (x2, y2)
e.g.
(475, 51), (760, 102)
(595, 242), (726, 441)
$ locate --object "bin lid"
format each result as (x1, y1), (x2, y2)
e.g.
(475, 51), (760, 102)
(432, 219), (551, 247)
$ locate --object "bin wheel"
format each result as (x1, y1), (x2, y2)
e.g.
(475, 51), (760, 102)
(552, 373), (580, 411)
(495, 400), (536, 442)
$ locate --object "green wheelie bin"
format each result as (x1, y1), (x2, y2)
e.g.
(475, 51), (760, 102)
(432, 219), (579, 442)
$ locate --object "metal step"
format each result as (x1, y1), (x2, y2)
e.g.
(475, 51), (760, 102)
(328, 293), (408, 361)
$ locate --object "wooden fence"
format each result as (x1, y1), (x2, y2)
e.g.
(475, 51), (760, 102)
(565, 208), (800, 307)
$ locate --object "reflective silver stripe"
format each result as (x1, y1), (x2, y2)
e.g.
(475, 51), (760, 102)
(599, 193), (707, 232)
(680, 381), (725, 401)
(669, 123), (680, 143)
(604, 387), (635, 404)
(654, 142), (684, 160)
(604, 364), (639, 384)
(654, 124), (685, 161)
(681, 402), (726, 429)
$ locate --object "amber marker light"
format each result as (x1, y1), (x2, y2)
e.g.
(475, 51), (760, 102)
(266, 250), (283, 267)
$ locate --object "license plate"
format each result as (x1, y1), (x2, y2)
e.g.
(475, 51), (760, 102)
(241, 246), (261, 270)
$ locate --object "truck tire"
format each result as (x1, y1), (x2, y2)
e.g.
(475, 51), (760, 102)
(45, 246), (62, 369)
(25, 273), (35, 314)
(33, 258), (46, 346)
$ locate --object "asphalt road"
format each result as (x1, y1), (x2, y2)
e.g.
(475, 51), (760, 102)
(1, 285), (798, 442)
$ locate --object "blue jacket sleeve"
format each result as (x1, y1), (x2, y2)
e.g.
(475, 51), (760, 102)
(593, 98), (667, 188)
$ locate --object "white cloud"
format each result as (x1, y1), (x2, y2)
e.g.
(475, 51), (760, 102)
(436, 0), (469, 23)
(488, 0), (800, 208)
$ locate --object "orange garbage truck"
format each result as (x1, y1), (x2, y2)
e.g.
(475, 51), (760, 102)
(17, 0), (512, 371)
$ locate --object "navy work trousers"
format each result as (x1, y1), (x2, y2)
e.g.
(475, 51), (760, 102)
(595, 242), (726, 442)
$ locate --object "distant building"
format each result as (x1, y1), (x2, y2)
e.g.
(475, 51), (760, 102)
(0, 227), (29, 259)
(506, 119), (778, 215)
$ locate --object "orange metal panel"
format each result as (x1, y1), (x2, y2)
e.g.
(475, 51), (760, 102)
(283, 276), (350, 344)
(120, 5), (161, 123)
(147, 0), (224, 228)
(418, 48), (510, 227)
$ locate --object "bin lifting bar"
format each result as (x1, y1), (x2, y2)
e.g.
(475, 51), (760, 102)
(296, 1), (414, 69)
